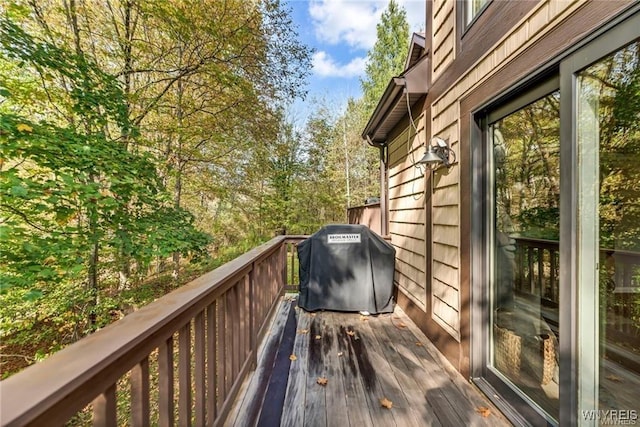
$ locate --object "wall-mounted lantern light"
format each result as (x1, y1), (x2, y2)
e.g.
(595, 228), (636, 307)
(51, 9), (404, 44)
(418, 137), (455, 169)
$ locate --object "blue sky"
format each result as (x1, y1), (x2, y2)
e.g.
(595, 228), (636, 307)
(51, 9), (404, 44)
(285, 0), (426, 124)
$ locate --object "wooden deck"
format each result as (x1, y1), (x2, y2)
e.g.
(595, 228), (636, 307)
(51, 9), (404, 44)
(226, 297), (512, 427)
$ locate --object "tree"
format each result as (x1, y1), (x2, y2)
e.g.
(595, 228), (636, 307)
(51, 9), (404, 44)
(9, 0), (312, 279)
(0, 18), (209, 331)
(360, 0), (410, 112)
(0, 0), (313, 373)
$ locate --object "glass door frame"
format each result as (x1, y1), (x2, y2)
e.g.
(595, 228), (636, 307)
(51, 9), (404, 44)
(559, 9), (640, 427)
(472, 77), (561, 427)
(470, 6), (640, 427)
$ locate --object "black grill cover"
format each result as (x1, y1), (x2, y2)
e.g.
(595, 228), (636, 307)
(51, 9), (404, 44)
(297, 224), (395, 313)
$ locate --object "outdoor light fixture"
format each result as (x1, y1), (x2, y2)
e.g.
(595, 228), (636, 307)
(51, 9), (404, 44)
(418, 137), (455, 169)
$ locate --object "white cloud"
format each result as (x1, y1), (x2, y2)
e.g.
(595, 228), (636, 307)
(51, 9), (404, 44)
(313, 51), (367, 77)
(309, 0), (384, 50)
(308, 0), (425, 50)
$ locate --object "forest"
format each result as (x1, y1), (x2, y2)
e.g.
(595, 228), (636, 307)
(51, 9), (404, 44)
(0, 0), (410, 377)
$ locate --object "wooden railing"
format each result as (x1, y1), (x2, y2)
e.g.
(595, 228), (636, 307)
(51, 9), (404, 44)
(0, 236), (306, 427)
(347, 202), (381, 235)
(513, 237), (640, 336)
(284, 236), (306, 292)
(514, 237), (561, 306)
(514, 237), (640, 298)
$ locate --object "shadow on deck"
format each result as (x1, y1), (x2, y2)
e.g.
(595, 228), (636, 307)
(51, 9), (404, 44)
(227, 296), (512, 427)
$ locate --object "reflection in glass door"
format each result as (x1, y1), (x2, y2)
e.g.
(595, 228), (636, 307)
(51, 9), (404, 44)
(490, 91), (560, 420)
(577, 40), (640, 421)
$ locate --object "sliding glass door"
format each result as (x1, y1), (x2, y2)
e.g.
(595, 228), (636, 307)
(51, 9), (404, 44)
(489, 89), (561, 421)
(474, 9), (640, 426)
(488, 81), (560, 419)
(574, 39), (640, 424)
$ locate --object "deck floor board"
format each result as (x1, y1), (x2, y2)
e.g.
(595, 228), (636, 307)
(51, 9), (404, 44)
(228, 297), (512, 427)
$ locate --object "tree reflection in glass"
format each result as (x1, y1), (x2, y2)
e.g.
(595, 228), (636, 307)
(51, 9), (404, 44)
(491, 91), (560, 419)
(578, 40), (640, 415)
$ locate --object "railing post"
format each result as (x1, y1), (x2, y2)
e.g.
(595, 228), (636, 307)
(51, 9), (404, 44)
(289, 243), (294, 289)
(249, 262), (257, 369)
(280, 241), (287, 295)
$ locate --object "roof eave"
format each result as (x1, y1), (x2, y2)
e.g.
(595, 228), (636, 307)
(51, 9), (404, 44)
(361, 77), (405, 144)
(361, 55), (430, 145)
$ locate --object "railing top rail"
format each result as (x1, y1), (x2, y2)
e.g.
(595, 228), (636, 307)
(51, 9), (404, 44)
(284, 235), (308, 244)
(512, 236), (559, 246)
(513, 236), (640, 259)
(0, 235), (289, 427)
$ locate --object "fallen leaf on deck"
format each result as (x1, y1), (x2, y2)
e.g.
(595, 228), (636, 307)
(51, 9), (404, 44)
(346, 330), (355, 337)
(476, 407), (491, 417)
(289, 354), (297, 361)
(380, 397), (393, 409)
(398, 322), (407, 328)
(606, 375), (623, 382)
(415, 342), (424, 346)
(297, 329), (309, 334)
(315, 335), (322, 340)
(310, 313), (317, 317)
(317, 377), (328, 386)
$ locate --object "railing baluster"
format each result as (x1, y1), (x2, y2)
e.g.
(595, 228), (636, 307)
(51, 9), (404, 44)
(527, 246), (534, 294)
(249, 264), (257, 369)
(131, 357), (150, 427)
(179, 323), (192, 427)
(218, 294), (228, 401)
(272, 254), (276, 293)
(550, 249), (557, 302)
(194, 311), (206, 427)
(281, 243), (286, 293)
(93, 383), (117, 427)
(159, 336), (174, 427)
(206, 302), (216, 425)
(237, 278), (245, 363)
(242, 274), (249, 360)
(233, 286), (241, 377)
(537, 247), (544, 297)
(515, 241), (522, 292)
(289, 243), (294, 288)
(256, 264), (263, 328)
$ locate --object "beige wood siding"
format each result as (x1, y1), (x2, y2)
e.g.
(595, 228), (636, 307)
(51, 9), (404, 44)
(427, 0), (586, 341)
(432, 0), (455, 80)
(387, 115), (427, 310)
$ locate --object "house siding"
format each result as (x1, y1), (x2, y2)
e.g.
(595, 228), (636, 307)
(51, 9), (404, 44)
(432, 0), (455, 80)
(426, 0), (595, 345)
(387, 115), (427, 310)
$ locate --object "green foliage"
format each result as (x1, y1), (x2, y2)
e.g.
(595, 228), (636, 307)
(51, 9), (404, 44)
(0, 16), (210, 351)
(0, 0), (313, 376)
(0, 26), (210, 289)
(595, 42), (640, 251)
(516, 207), (560, 240)
(360, 0), (410, 111)
(493, 91), (560, 240)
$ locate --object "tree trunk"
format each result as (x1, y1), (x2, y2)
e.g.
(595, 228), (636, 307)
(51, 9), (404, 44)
(88, 239), (99, 330)
(172, 170), (182, 279)
(172, 68), (185, 280)
(117, 0), (136, 289)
